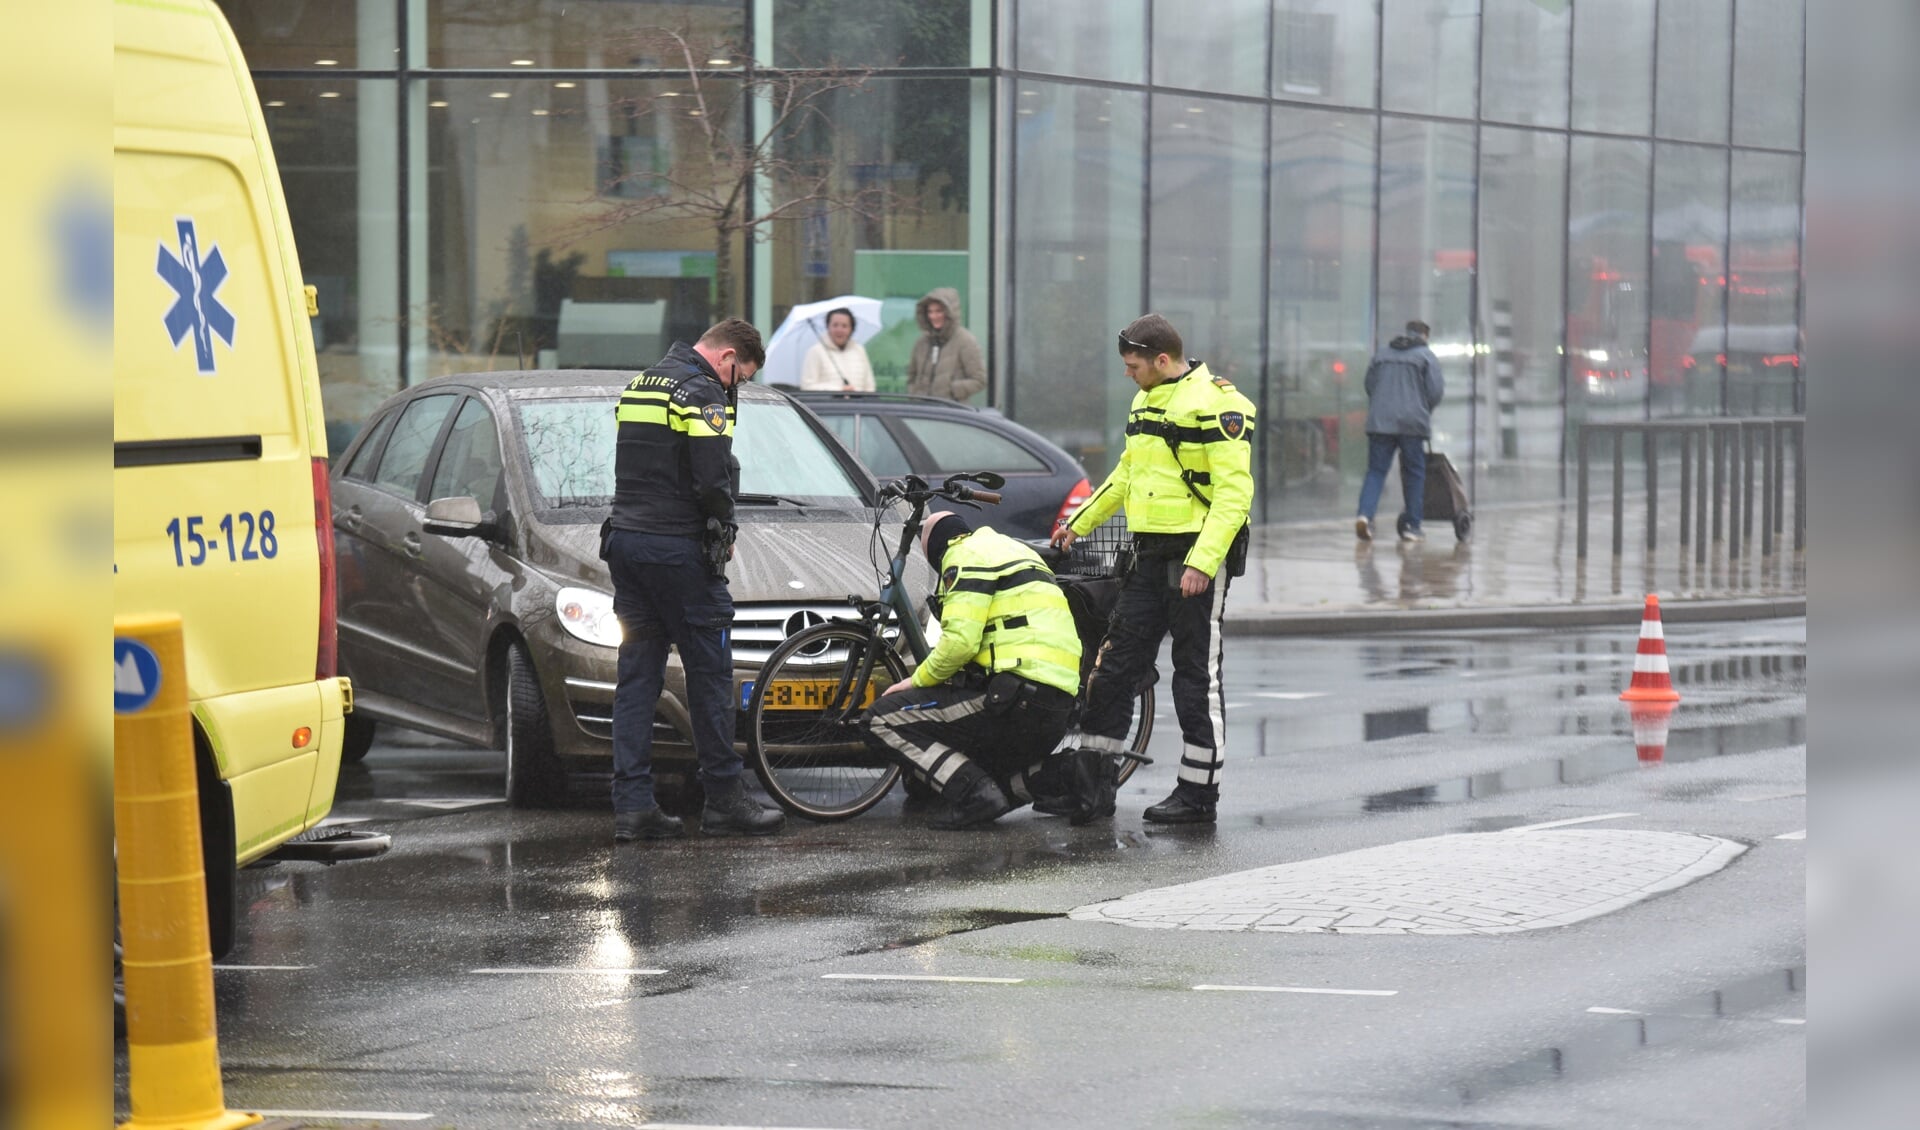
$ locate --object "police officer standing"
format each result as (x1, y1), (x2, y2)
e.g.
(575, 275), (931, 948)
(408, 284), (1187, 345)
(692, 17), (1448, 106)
(606, 318), (784, 841)
(864, 511), (1083, 829)
(1051, 314), (1257, 825)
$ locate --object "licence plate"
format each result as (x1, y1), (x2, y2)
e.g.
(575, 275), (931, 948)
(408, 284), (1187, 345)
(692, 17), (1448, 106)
(741, 678), (879, 711)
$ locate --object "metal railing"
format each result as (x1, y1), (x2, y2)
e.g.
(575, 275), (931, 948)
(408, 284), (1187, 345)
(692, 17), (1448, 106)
(1576, 417), (1804, 562)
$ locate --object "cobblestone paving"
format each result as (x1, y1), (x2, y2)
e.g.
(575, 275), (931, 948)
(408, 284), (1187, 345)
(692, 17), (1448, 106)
(1068, 830), (1748, 935)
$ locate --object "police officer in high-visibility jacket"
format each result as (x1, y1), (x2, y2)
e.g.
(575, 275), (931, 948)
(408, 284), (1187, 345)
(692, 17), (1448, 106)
(864, 511), (1083, 829)
(605, 318), (784, 842)
(1051, 314), (1257, 825)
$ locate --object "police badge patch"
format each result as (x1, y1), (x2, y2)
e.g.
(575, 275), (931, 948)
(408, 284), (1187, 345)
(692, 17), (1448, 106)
(1220, 411), (1246, 439)
(941, 565), (959, 591)
(701, 403), (729, 433)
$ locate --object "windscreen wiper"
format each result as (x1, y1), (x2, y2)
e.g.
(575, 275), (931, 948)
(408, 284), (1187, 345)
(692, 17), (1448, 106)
(736, 492), (809, 506)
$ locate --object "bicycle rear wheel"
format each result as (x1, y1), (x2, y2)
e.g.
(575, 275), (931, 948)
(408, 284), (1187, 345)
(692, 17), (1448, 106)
(746, 623), (908, 821)
(1115, 682), (1155, 788)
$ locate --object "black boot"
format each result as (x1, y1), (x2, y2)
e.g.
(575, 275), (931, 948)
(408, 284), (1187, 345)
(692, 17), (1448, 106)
(929, 764), (1012, 830)
(700, 775), (786, 836)
(613, 806), (685, 842)
(1026, 754), (1079, 817)
(1066, 749), (1119, 827)
(1144, 783), (1217, 824)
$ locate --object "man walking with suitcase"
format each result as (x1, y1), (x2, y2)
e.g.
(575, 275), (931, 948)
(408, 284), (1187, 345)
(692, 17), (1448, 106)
(1356, 319), (1446, 543)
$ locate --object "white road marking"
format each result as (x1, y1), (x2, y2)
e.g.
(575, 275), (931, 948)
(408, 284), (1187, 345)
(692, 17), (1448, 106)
(821, 973), (1023, 984)
(1503, 812), (1639, 833)
(1192, 984), (1397, 996)
(1223, 701), (1249, 709)
(389, 797), (498, 811)
(1587, 1006), (1641, 1015)
(1774, 1017), (1806, 1025)
(249, 1111), (431, 1123)
(1737, 789), (1806, 803)
(1252, 692), (1327, 701)
(470, 967), (668, 976)
(1774, 829), (1806, 841)
(214, 964), (314, 971)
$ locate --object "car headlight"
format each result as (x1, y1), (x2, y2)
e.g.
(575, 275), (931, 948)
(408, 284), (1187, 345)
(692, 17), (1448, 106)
(556, 587), (622, 648)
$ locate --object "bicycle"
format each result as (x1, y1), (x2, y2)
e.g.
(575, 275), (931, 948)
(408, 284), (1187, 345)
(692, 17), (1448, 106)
(743, 472), (1156, 821)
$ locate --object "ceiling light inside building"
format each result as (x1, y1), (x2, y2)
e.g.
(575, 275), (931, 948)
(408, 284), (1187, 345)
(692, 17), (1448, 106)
(430, 100), (449, 107)
(708, 57), (732, 66)
(490, 91), (511, 99)
(319, 91), (340, 99)
(554, 81), (577, 89)
(314, 58), (338, 66)
(533, 109), (549, 116)
(1185, 105), (1205, 114)
(511, 58), (535, 66)
(265, 100), (286, 107)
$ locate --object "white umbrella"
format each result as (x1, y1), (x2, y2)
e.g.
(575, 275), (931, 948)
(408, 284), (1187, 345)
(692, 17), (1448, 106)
(762, 295), (885, 386)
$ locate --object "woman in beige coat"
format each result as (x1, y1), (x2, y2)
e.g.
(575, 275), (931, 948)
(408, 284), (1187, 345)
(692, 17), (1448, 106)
(907, 288), (986, 402)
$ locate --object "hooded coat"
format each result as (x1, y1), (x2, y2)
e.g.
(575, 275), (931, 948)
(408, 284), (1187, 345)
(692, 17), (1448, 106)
(1363, 334), (1446, 436)
(907, 288), (986, 402)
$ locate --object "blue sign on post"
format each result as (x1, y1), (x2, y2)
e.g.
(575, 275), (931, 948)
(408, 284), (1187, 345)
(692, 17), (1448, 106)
(114, 638), (163, 714)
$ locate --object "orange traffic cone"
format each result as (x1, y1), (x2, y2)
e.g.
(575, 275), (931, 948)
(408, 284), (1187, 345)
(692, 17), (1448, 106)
(1630, 703), (1676, 764)
(1621, 594), (1682, 703)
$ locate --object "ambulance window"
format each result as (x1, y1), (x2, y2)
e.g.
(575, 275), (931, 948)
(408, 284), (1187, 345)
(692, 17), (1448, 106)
(343, 410), (397, 481)
(373, 394), (458, 499)
(427, 398), (505, 510)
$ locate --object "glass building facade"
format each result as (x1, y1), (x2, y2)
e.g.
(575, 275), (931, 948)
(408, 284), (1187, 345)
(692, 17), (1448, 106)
(221, 0), (1803, 519)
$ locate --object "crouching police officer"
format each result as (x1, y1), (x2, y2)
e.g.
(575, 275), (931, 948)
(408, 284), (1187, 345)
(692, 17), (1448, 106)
(605, 318), (785, 841)
(1051, 314), (1257, 825)
(863, 512), (1083, 829)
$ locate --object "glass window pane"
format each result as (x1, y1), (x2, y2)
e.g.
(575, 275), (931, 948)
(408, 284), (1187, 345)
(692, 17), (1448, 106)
(898, 417), (1045, 473)
(428, 398), (506, 508)
(1566, 137), (1652, 425)
(255, 79), (399, 449)
(375, 394), (459, 497)
(773, 0), (971, 68)
(736, 401), (864, 498)
(1478, 127), (1566, 494)
(1571, 0), (1653, 135)
(1377, 118), (1475, 452)
(1481, 0), (1568, 128)
(1733, 0), (1804, 149)
(857, 416), (915, 478)
(1727, 152), (1802, 414)
(1015, 0), (1145, 83)
(426, 0), (745, 69)
(1273, 0), (1377, 107)
(1651, 143), (1728, 416)
(1381, 0), (1477, 120)
(516, 399), (616, 508)
(217, 0), (393, 70)
(769, 78), (981, 394)
(1269, 107), (1375, 517)
(424, 78), (742, 383)
(1008, 82), (1145, 482)
(1655, 0), (1731, 143)
(820, 412), (857, 449)
(1153, 0), (1268, 97)
(343, 410), (397, 481)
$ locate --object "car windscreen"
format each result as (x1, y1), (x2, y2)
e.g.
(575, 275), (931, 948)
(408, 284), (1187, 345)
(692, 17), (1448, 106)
(514, 394), (865, 508)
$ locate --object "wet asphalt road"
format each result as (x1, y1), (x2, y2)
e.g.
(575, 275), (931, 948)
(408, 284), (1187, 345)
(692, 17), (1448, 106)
(117, 620), (1806, 1129)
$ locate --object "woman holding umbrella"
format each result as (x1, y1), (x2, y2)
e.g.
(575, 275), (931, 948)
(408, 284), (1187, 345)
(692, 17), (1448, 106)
(800, 306), (875, 392)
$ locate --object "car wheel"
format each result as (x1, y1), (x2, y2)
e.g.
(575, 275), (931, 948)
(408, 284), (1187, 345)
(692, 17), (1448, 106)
(504, 642), (566, 808)
(340, 712), (376, 764)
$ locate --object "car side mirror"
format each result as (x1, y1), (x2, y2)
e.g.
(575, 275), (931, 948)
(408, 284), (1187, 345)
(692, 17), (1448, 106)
(422, 495), (499, 540)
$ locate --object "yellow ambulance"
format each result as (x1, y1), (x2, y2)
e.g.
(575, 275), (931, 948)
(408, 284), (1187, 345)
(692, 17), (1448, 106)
(115, 0), (370, 955)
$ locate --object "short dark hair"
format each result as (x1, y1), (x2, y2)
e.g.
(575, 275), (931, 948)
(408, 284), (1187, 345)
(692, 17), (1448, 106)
(824, 307), (855, 330)
(700, 317), (766, 368)
(1405, 320), (1431, 339)
(1117, 313), (1183, 361)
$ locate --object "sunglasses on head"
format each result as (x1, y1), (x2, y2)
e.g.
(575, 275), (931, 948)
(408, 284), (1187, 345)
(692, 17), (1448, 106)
(1117, 331), (1153, 353)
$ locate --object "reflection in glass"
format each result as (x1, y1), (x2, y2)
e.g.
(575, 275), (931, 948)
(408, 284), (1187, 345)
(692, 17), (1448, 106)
(1377, 118), (1474, 453)
(1015, 0), (1145, 84)
(1655, 0), (1731, 143)
(1381, 0), (1477, 120)
(1733, 0), (1804, 149)
(1571, 0), (1653, 135)
(1478, 127), (1565, 494)
(773, 0), (972, 68)
(1008, 82), (1145, 481)
(1481, 0), (1568, 128)
(1727, 152), (1802, 415)
(1153, 0), (1267, 96)
(217, 0), (391, 70)
(426, 0), (746, 70)
(1272, 0), (1377, 108)
(1566, 137), (1652, 425)
(1269, 107), (1375, 516)
(1651, 143), (1728, 416)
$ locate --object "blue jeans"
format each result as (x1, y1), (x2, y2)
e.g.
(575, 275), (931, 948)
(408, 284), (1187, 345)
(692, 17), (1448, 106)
(605, 530), (738, 812)
(1356, 433), (1427, 531)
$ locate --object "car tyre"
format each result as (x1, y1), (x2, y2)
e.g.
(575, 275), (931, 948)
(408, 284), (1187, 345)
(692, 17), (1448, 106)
(340, 712), (376, 764)
(505, 642), (566, 808)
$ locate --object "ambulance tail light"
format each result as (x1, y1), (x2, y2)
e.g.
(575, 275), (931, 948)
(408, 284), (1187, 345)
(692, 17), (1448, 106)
(313, 457), (339, 680)
(1055, 478), (1093, 533)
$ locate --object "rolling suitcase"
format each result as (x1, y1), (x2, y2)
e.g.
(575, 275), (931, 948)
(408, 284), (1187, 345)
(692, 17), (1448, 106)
(1395, 443), (1473, 541)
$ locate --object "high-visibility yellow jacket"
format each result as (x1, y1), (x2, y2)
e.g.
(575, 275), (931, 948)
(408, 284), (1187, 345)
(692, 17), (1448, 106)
(915, 527), (1082, 697)
(1067, 362), (1257, 577)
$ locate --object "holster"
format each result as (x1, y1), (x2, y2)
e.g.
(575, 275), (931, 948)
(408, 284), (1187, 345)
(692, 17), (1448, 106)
(597, 518), (614, 561)
(1224, 523), (1251, 578)
(702, 517), (736, 580)
(983, 671), (1027, 716)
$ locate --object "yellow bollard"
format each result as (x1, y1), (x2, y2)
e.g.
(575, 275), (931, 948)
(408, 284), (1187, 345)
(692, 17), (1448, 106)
(114, 615), (260, 1130)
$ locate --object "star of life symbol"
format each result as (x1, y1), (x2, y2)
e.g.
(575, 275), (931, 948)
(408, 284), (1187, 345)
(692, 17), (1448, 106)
(155, 218), (235, 373)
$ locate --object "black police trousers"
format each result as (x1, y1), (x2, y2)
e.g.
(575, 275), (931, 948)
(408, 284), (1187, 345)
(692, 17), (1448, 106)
(1073, 549), (1232, 794)
(864, 677), (1075, 798)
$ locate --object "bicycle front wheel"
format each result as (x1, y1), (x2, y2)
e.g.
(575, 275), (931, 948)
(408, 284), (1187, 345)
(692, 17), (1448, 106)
(746, 623), (908, 821)
(1115, 682), (1155, 788)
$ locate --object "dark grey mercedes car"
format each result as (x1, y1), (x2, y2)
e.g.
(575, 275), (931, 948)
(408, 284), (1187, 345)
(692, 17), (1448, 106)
(329, 372), (921, 805)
